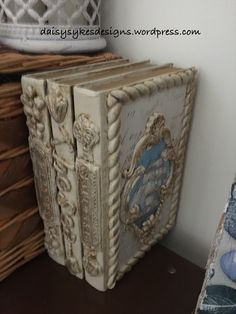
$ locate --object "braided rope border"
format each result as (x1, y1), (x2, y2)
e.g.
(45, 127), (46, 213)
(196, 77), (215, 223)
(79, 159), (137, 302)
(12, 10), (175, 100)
(106, 68), (197, 288)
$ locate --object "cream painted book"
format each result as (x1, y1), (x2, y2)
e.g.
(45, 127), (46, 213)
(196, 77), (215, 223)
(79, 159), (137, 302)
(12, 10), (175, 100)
(21, 59), (157, 276)
(54, 64), (175, 285)
(45, 60), (161, 278)
(22, 61), (197, 291)
(20, 58), (130, 267)
(72, 66), (197, 291)
(31, 58), (129, 79)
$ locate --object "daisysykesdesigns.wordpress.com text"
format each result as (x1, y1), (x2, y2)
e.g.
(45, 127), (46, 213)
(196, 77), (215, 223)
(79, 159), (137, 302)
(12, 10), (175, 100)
(40, 26), (202, 40)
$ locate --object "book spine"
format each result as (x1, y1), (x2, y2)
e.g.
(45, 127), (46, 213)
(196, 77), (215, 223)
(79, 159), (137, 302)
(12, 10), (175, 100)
(73, 89), (108, 291)
(21, 76), (65, 265)
(46, 81), (83, 278)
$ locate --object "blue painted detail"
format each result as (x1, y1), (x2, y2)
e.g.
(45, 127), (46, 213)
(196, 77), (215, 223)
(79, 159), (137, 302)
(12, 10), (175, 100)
(208, 267), (215, 280)
(128, 140), (171, 228)
(198, 285), (236, 314)
(138, 140), (166, 168)
(197, 182), (236, 314)
(224, 183), (236, 239)
(220, 251), (236, 282)
(230, 183), (236, 201)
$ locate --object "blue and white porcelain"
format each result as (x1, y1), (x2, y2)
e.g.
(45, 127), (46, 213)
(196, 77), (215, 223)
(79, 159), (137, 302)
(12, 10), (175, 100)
(196, 179), (236, 313)
(224, 183), (236, 239)
(220, 251), (236, 282)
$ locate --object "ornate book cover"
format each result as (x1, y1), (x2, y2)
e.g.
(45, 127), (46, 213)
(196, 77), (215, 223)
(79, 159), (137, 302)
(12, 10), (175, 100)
(21, 77), (65, 266)
(20, 59), (130, 267)
(22, 61), (197, 291)
(45, 60), (158, 278)
(73, 66), (197, 290)
(21, 59), (157, 276)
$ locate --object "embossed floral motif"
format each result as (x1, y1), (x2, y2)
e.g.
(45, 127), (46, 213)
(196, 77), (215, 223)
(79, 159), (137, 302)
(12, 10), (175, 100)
(146, 113), (165, 137)
(30, 139), (64, 259)
(73, 113), (100, 162)
(44, 225), (62, 256)
(47, 87), (68, 123)
(21, 86), (45, 140)
(83, 245), (101, 277)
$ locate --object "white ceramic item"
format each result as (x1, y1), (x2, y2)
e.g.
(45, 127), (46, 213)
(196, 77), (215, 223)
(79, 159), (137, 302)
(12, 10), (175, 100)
(0, 0), (106, 53)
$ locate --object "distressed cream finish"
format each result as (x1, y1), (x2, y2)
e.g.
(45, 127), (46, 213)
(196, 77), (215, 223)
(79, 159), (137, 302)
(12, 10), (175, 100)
(21, 62), (197, 291)
(21, 84), (65, 266)
(20, 59), (132, 271)
(73, 67), (197, 290)
(105, 69), (196, 286)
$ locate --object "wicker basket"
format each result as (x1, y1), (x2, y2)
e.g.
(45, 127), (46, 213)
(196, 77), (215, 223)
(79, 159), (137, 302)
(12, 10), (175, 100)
(0, 47), (119, 280)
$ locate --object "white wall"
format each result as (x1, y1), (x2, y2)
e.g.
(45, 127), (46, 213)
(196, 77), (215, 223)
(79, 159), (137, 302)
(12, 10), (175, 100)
(102, 0), (236, 267)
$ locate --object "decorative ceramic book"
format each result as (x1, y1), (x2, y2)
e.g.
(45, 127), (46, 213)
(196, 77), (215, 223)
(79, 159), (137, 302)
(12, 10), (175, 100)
(21, 59), (155, 270)
(46, 61), (162, 277)
(21, 61), (197, 291)
(20, 59), (132, 267)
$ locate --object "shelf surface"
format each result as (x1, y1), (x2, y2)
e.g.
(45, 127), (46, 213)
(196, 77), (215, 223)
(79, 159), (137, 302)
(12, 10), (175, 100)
(0, 245), (204, 314)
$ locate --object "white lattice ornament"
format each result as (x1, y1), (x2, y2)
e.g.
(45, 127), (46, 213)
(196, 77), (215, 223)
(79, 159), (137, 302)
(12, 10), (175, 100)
(0, 0), (106, 53)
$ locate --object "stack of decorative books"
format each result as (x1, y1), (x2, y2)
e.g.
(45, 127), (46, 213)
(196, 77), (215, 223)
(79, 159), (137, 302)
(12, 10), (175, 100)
(0, 47), (118, 281)
(21, 59), (197, 291)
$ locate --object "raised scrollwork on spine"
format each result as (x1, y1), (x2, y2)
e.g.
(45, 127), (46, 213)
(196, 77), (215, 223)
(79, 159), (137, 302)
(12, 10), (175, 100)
(21, 86), (45, 140)
(77, 160), (101, 276)
(29, 138), (63, 259)
(58, 192), (81, 275)
(74, 114), (102, 277)
(52, 148), (82, 276)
